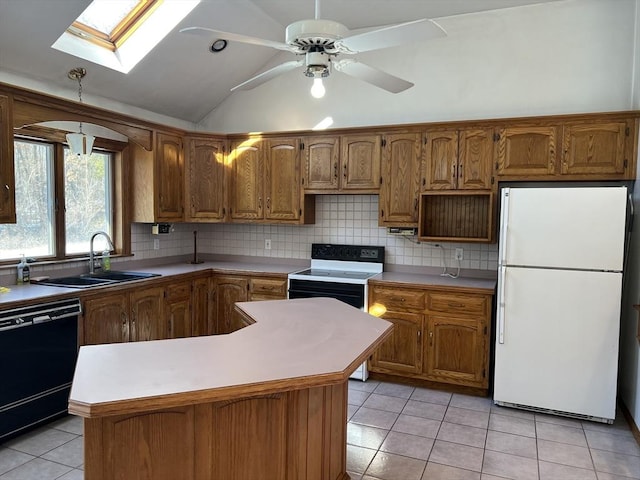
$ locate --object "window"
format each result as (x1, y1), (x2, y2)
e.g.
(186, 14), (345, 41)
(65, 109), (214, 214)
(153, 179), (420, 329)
(0, 139), (114, 262)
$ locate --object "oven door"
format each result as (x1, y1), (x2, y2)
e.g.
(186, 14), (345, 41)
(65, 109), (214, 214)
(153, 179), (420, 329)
(288, 279), (365, 310)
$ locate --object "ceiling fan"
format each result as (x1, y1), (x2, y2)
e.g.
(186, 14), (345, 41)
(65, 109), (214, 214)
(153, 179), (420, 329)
(180, 0), (446, 98)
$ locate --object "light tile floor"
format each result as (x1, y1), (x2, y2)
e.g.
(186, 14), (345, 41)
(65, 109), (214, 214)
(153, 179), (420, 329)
(1, 380), (639, 479)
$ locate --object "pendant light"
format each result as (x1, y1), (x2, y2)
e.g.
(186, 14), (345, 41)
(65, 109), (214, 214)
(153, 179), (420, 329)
(66, 67), (95, 157)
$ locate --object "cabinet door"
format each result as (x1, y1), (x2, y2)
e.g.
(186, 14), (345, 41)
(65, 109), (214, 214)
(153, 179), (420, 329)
(458, 128), (494, 190)
(130, 286), (165, 341)
(213, 276), (248, 334)
(495, 126), (558, 176)
(156, 132), (184, 221)
(186, 137), (225, 221)
(340, 134), (381, 191)
(229, 140), (263, 220)
(265, 139), (300, 221)
(370, 310), (423, 374)
(0, 95), (15, 224)
(562, 122), (627, 175)
(423, 130), (458, 190)
(83, 293), (130, 345)
(380, 133), (421, 225)
(304, 136), (339, 190)
(424, 315), (486, 387)
(192, 276), (213, 336)
(165, 282), (192, 339)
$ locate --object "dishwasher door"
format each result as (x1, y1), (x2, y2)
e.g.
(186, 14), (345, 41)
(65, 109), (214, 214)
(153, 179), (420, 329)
(0, 298), (81, 441)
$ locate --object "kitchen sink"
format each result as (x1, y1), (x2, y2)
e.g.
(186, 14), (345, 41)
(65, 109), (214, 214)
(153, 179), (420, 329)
(38, 271), (160, 289)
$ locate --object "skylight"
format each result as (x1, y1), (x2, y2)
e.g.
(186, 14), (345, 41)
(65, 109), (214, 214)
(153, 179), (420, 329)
(52, 0), (200, 74)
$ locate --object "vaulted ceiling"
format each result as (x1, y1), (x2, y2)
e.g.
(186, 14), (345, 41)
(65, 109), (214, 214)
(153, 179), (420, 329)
(0, 0), (562, 123)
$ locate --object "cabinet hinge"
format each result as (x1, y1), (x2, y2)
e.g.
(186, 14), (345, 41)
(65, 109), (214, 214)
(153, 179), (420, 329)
(483, 368), (486, 378)
(300, 142), (305, 150)
(424, 136), (427, 144)
(491, 176), (495, 185)
(380, 176), (383, 185)
(222, 207), (226, 215)
(493, 133), (500, 142)
(624, 159), (628, 168)
(301, 177), (305, 185)
(625, 127), (630, 136)
(299, 208), (302, 216)
(484, 326), (487, 335)
(381, 138), (386, 147)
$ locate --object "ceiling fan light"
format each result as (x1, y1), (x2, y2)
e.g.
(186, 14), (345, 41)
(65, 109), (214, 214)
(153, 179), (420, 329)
(310, 77), (325, 98)
(66, 132), (95, 157)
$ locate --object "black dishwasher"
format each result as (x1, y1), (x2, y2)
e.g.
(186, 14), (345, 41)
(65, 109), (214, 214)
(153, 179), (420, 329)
(0, 298), (81, 442)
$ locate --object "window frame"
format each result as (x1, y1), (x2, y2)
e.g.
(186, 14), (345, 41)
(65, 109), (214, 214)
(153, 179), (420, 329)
(0, 126), (129, 265)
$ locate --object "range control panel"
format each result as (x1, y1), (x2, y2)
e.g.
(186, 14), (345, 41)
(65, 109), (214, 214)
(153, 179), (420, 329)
(311, 244), (385, 263)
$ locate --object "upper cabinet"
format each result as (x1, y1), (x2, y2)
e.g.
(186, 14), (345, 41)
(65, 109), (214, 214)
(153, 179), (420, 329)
(423, 128), (494, 191)
(0, 94), (15, 224)
(185, 136), (226, 222)
(495, 125), (558, 177)
(561, 121), (627, 175)
(496, 117), (638, 180)
(304, 134), (381, 193)
(132, 130), (184, 223)
(228, 137), (313, 224)
(379, 133), (422, 226)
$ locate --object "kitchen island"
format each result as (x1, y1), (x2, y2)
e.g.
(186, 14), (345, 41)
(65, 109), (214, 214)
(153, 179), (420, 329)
(69, 297), (392, 480)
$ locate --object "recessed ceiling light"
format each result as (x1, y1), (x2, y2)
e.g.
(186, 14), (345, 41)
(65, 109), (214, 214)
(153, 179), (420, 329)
(210, 39), (227, 53)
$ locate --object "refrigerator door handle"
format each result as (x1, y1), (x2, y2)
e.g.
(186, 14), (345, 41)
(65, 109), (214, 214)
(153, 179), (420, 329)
(499, 188), (510, 266)
(497, 265), (506, 344)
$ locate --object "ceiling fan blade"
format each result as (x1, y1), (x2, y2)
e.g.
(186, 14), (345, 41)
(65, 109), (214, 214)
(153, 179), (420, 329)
(334, 59), (413, 93)
(179, 27), (295, 52)
(335, 19), (446, 54)
(230, 60), (304, 91)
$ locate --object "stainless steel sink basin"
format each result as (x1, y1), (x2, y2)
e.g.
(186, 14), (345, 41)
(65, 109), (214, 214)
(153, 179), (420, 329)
(38, 271), (160, 289)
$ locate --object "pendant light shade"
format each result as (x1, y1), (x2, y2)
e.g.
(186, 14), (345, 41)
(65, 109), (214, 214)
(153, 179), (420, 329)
(66, 131), (95, 157)
(67, 67), (94, 157)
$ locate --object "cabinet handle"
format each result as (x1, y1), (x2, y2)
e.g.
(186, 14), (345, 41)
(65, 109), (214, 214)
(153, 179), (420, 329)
(448, 302), (465, 308)
(417, 330), (421, 338)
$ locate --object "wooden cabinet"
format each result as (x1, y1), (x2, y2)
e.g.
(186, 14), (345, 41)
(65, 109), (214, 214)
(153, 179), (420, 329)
(304, 134), (381, 193)
(379, 133), (422, 226)
(561, 121), (628, 175)
(495, 125), (558, 176)
(131, 130), (184, 223)
(185, 136), (226, 222)
(165, 282), (192, 339)
(212, 275), (248, 334)
(368, 283), (493, 391)
(192, 275), (213, 336)
(423, 128), (494, 190)
(496, 118), (637, 180)
(0, 94), (15, 223)
(83, 286), (165, 345)
(228, 137), (311, 223)
(212, 274), (287, 334)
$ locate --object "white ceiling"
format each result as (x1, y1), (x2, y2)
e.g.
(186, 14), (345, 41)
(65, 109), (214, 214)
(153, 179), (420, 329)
(0, 0), (562, 123)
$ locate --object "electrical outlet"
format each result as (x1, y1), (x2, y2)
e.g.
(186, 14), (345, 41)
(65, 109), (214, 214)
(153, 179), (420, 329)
(455, 248), (464, 261)
(153, 239), (160, 250)
(265, 239), (271, 250)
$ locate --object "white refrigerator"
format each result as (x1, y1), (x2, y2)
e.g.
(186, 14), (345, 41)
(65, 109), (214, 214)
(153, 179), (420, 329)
(494, 185), (628, 423)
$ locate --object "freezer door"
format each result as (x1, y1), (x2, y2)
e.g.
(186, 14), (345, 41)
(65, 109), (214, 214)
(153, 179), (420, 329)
(494, 267), (621, 421)
(499, 186), (627, 271)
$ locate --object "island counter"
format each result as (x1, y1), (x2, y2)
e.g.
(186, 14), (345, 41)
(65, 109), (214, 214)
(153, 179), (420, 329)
(69, 297), (392, 480)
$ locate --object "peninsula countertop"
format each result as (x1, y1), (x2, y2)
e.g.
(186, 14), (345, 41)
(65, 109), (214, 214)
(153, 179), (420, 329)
(68, 297), (392, 418)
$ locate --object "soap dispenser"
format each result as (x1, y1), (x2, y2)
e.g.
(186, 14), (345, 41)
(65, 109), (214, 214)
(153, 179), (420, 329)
(17, 255), (30, 284)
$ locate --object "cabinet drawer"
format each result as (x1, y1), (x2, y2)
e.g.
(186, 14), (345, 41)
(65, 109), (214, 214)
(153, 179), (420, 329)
(427, 292), (488, 317)
(165, 282), (191, 300)
(250, 278), (287, 297)
(370, 287), (425, 310)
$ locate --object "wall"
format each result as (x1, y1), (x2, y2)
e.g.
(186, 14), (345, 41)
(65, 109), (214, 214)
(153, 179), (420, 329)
(130, 195), (498, 272)
(619, 0), (640, 431)
(198, 0), (636, 133)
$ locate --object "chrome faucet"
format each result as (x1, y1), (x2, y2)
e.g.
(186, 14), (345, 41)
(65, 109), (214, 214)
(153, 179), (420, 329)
(89, 231), (115, 275)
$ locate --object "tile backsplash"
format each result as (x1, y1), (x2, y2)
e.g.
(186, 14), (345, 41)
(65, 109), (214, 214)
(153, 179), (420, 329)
(132, 195), (499, 271)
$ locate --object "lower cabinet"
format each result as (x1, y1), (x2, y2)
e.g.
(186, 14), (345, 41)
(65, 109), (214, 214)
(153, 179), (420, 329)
(212, 274), (287, 334)
(368, 283), (493, 391)
(83, 286), (165, 345)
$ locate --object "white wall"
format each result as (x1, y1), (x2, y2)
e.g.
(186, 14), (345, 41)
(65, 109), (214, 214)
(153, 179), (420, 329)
(619, 0), (640, 433)
(198, 0), (636, 133)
